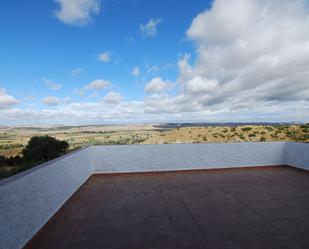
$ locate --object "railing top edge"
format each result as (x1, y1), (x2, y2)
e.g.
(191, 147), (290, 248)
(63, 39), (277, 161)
(0, 146), (91, 188)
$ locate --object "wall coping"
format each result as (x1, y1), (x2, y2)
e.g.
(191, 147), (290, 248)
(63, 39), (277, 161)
(0, 145), (90, 187)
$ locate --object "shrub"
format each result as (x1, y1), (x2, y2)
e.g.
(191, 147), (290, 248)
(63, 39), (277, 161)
(241, 127), (252, 132)
(22, 136), (69, 164)
(0, 156), (5, 167)
(265, 127), (274, 132)
(302, 134), (309, 140)
(5, 155), (23, 166)
(0, 167), (20, 178)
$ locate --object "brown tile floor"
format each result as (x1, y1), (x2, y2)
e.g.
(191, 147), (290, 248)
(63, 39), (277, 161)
(25, 166), (309, 249)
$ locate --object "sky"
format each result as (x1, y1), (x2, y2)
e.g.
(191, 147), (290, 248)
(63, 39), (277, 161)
(1, 0), (309, 125)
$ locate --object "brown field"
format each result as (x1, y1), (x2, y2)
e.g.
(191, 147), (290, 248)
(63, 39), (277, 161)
(0, 124), (162, 157)
(142, 124), (309, 144)
(0, 123), (308, 158)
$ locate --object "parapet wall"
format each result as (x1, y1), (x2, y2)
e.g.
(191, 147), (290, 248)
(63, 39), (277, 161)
(0, 142), (308, 249)
(284, 142), (309, 171)
(0, 147), (95, 249)
(91, 142), (286, 173)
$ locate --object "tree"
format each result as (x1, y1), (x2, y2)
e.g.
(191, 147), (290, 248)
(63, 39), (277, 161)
(5, 155), (23, 166)
(22, 136), (69, 164)
(0, 155), (5, 167)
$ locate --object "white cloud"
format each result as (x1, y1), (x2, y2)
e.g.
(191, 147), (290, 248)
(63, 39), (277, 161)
(63, 96), (73, 104)
(143, 0), (309, 121)
(171, 0), (309, 118)
(43, 78), (62, 90)
(147, 65), (159, 73)
(140, 18), (162, 38)
(104, 91), (123, 104)
(145, 0), (309, 121)
(43, 96), (72, 106)
(0, 89), (18, 109)
(80, 79), (110, 95)
(163, 63), (175, 71)
(98, 52), (110, 62)
(43, 96), (60, 106)
(144, 77), (171, 94)
(131, 66), (140, 77)
(54, 0), (101, 26)
(71, 67), (83, 77)
(186, 76), (218, 95)
(84, 79), (110, 90)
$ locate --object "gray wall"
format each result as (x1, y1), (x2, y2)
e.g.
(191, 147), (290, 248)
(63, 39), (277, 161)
(284, 142), (309, 170)
(92, 142), (286, 173)
(0, 142), (308, 249)
(0, 147), (94, 249)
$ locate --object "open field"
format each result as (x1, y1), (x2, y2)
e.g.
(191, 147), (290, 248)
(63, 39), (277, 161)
(0, 123), (309, 158)
(0, 124), (162, 157)
(0, 123), (308, 179)
(142, 124), (309, 144)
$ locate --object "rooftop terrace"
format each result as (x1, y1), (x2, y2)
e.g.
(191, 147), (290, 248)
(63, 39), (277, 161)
(1, 142), (309, 249)
(25, 166), (309, 249)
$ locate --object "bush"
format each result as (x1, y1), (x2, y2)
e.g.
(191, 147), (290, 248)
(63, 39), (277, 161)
(0, 167), (20, 178)
(241, 127), (252, 132)
(266, 127), (274, 132)
(5, 155), (23, 166)
(0, 155), (5, 164)
(22, 136), (69, 164)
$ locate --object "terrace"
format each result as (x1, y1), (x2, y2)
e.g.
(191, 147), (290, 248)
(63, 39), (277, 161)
(0, 142), (309, 249)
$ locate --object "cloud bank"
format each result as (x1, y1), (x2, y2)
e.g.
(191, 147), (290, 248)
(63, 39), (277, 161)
(144, 0), (309, 121)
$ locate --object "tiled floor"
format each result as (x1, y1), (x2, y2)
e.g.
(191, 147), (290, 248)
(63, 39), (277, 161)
(25, 166), (309, 249)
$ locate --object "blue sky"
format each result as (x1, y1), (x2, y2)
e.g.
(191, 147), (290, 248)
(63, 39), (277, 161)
(1, 0), (309, 125)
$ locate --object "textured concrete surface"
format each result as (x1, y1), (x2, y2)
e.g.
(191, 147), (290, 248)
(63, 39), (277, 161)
(91, 142), (286, 173)
(284, 142), (309, 171)
(0, 147), (94, 249)
(24, 166), (309, 249)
